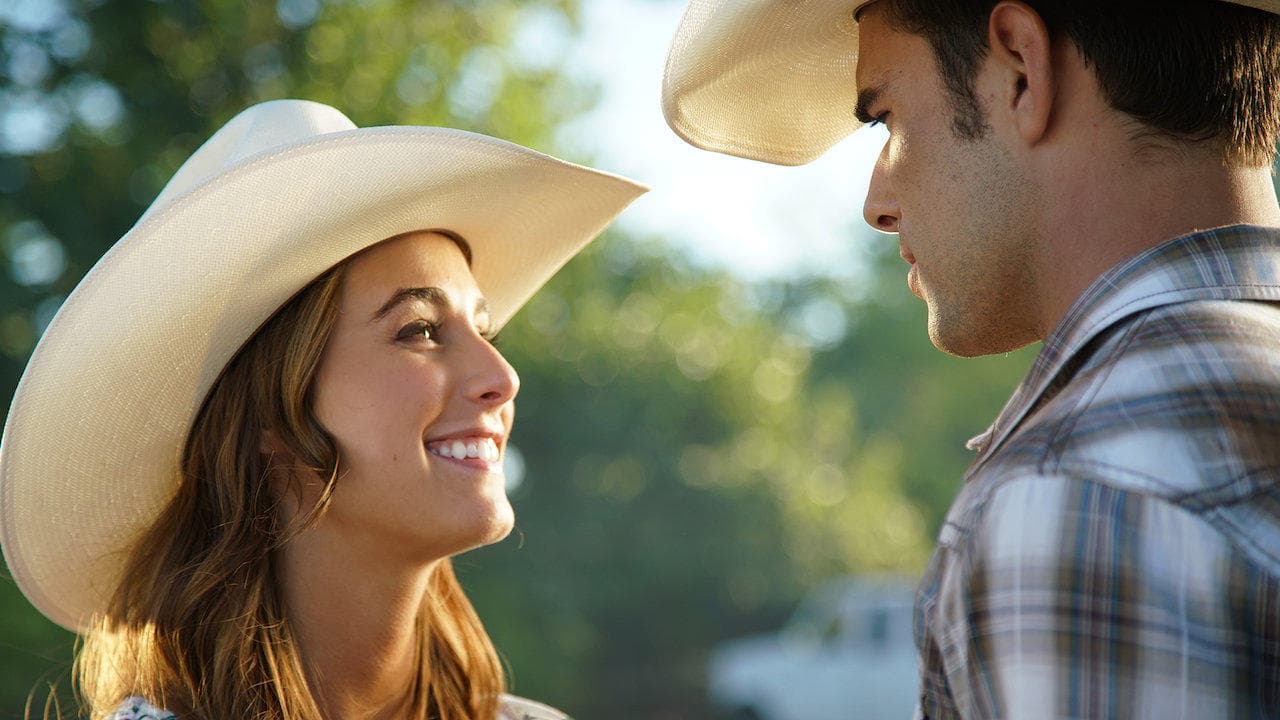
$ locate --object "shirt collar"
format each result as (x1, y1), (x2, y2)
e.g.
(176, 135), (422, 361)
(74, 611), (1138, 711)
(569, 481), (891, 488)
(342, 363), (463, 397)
(966, 224), (1280, 464)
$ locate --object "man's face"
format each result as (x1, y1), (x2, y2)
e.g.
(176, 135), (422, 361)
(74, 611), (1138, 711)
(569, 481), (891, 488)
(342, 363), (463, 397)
(856, 7), (1042, 357)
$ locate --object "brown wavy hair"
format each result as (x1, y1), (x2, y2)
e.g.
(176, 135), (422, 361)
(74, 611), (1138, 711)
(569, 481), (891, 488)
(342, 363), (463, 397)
(69, 254), (506, 719)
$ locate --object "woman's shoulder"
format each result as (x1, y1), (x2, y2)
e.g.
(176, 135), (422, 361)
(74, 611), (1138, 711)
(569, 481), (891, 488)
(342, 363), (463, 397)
(106, 698), (177, 720)
(498, 693), (574, 720)
(110, 694), (568, 720)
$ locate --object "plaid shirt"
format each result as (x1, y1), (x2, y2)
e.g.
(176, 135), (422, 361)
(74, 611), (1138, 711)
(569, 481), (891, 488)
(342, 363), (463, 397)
(914, 225), (1280, 719)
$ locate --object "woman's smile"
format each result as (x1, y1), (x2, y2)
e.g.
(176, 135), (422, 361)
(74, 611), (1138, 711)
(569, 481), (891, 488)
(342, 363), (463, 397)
(426, 435), (501, 463)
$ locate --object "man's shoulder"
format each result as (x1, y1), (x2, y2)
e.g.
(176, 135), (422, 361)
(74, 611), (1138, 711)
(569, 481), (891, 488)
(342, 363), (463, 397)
(1020, 298), (1280, 489)
(966, 298), (1280, 573)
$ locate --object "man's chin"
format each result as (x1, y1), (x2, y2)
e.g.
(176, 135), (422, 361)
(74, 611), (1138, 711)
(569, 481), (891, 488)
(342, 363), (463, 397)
(927, 308), (1038, 358)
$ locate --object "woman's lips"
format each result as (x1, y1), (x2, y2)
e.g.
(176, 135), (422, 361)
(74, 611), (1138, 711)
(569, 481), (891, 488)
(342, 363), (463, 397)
(433, 454), (502, 472)
(426, 436), (500, 462)
(425, 436), (503, 472)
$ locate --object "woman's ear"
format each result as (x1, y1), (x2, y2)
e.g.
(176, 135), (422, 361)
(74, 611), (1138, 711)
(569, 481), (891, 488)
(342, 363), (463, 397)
(260, 428), (287, 457)
(258, 432), (332, 534)
(260, 429), (299, 509)
(260, 431), (308, 530)
(986, 1), (1055, 145)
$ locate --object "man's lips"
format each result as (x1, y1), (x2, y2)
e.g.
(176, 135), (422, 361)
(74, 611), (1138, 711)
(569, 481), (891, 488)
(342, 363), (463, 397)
(899, 244), (916, 265)
(901, 245), (922, 298)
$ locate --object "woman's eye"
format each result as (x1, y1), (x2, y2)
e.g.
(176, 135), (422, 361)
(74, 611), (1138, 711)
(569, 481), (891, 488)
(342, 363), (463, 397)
(868, 112), (888, 129)
(396, 321), (439, 342)
(482, 331), (501, 348)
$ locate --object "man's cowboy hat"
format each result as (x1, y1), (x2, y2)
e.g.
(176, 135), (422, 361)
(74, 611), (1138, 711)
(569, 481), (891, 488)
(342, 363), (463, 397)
(0, 99), (647, 631)
(662, 0), (1280, 165)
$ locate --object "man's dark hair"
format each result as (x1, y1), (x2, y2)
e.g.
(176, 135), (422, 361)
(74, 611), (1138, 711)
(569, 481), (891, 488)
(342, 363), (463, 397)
(882, 0), (1280, 166)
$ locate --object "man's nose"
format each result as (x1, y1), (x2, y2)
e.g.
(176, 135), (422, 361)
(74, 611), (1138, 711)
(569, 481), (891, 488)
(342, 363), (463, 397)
(862, 153), (900, 234)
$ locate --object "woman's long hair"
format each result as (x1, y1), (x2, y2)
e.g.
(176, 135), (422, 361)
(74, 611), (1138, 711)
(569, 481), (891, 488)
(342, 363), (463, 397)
(72, 261), (506, 719)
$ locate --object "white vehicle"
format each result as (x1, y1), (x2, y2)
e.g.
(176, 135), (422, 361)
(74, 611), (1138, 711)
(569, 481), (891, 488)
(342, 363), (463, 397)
(708, 576), (920, 720)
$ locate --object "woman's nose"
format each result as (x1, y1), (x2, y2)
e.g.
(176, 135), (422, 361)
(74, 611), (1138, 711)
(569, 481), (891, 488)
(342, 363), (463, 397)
(467, 336), (520, 406)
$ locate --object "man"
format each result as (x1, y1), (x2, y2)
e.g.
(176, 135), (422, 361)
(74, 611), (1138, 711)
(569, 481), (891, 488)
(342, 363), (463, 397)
(664, 1), (1280, 717)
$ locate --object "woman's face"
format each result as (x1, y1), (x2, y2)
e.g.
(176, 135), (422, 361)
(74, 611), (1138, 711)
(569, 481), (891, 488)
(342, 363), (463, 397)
(308, 230), (518, 563)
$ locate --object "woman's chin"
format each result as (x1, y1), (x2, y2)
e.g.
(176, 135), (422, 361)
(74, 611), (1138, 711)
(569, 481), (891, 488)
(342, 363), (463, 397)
(445, 498), (515, 558)
(480, 499), (516, 545)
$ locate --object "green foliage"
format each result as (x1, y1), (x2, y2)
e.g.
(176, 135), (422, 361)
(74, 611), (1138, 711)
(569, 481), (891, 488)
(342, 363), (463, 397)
(0, 1), (1035, 718)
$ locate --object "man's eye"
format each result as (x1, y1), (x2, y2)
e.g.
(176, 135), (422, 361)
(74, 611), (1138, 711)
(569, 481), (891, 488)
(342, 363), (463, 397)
(396, 321), (439, 342)
(868, 112), (888, 128)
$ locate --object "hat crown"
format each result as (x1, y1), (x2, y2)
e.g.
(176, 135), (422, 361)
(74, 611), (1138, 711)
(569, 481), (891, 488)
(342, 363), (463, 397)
(144, 99), (357, 220)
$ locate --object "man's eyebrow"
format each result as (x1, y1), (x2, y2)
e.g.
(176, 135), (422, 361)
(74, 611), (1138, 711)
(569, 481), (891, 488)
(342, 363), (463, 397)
(855, 84), (886, 124)
(372, 286), (448, 321)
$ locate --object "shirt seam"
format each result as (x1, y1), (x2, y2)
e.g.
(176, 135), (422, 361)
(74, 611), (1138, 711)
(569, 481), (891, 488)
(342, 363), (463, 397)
(1064, 282), (1280, 360)
(1039, 313), (1149, 476)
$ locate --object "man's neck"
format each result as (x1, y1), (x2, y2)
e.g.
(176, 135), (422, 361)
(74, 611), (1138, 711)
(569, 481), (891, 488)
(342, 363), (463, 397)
(1033, 147), (1280, 337)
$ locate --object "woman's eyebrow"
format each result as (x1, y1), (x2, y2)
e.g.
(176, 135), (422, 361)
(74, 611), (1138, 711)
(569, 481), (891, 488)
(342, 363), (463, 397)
(371, 286), (449, 321)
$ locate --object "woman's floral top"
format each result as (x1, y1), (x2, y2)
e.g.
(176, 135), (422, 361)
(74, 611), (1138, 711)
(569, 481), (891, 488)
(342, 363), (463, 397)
(107, 700), (175, 720)
(108, 694), (572, 719)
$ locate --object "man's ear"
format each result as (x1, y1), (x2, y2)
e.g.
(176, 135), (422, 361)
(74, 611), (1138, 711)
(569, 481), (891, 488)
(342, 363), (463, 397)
(986, 1), (1055, 145)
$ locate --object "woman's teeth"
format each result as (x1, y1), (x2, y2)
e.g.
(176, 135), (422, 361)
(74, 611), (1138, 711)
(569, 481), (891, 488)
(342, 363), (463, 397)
(428, 437), (500, 462)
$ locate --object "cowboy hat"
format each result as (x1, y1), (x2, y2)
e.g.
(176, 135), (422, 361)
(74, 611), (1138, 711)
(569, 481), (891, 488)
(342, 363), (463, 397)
(661, 0), (1280, 165)
(0, 99), (647, 631)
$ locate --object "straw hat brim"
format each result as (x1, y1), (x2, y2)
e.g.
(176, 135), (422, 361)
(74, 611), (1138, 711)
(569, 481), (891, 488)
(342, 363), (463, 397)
(0, 126), (646, 631)
(661, 0), (1280, 166)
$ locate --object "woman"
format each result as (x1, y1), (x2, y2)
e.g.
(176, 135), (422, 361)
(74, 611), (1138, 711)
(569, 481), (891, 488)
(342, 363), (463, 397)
(0, 99), (646, 719)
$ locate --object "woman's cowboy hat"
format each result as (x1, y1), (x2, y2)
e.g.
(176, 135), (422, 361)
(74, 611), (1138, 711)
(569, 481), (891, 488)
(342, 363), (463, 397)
(662, 0), (1280, 166)
(0, 99), (646, 631)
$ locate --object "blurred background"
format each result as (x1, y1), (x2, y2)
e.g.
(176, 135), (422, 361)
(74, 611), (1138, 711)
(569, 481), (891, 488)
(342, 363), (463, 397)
(0, 0), (1038, 717)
